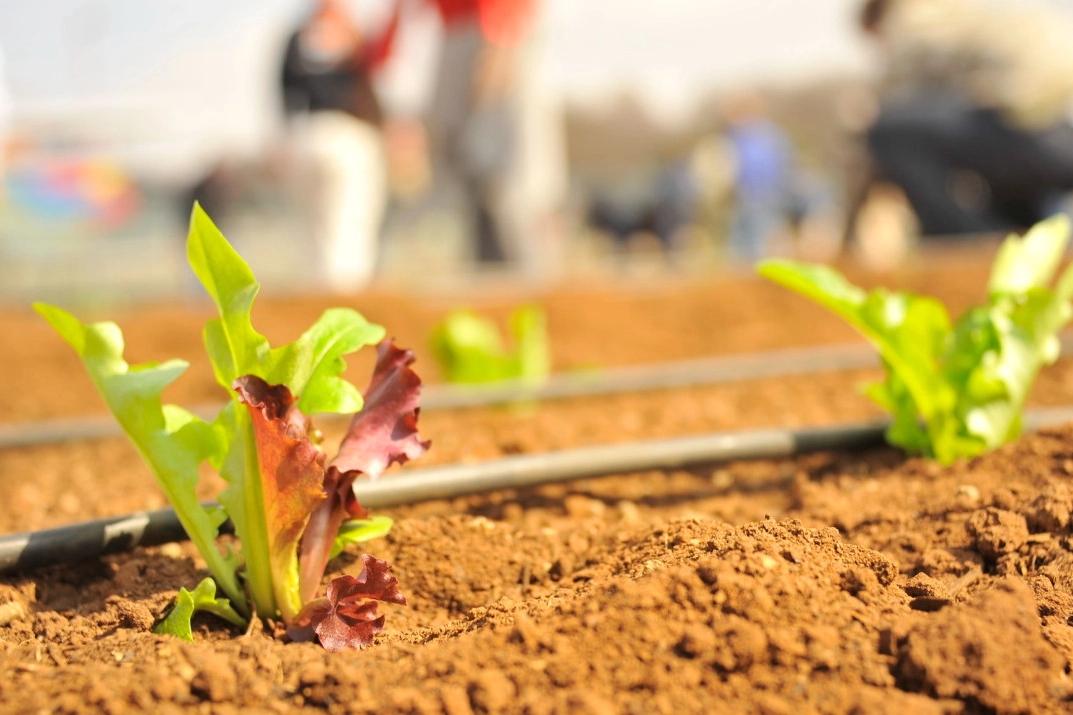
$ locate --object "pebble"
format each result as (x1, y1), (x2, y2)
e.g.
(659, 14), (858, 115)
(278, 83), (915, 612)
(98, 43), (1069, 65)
(113, 600), (155, 630)
(904, 572), (950, 599)
(468, 516), (496, 531)
(159, 542), (185, 559)
(711, 469), (734, 491)
(0, 600), (27, 626)
(758, 554), (779, 571)
(616, 500), (642, 523)
(564, 494), (604, 518)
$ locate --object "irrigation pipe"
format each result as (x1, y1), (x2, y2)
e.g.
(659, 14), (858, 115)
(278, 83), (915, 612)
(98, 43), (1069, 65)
(0, 342), (886, 450)
(7, 334), (1073, 451)
(5, 406), (1073, 575)
(419, 342), (879, 410)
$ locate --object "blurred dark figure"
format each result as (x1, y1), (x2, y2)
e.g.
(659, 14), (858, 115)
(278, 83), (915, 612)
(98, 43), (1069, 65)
(424, 0), (537, 265)
(586, 190), (641, 249)
(652, 157), (699, 251)
(860, 0), (1073, 237)
(280, 0), (398, 291)
(586, 158), (698, 256)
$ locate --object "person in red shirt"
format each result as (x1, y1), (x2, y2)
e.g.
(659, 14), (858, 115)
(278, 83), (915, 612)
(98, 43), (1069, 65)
(430, 0), (534, 46)
(422, 0), (540, 266)
(365, 0), (564, 274)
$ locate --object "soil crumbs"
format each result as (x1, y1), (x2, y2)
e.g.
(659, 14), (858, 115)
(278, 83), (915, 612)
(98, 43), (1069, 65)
(3, 263), (1073, 714)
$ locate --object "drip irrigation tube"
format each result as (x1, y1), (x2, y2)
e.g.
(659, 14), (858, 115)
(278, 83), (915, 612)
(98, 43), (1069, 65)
(0, 342), (880, 450)
(4, 406), (1073, 575)
(419, 342), (879, 410)
(0, 342), (888, 450)
(5, 335), (1073, 450)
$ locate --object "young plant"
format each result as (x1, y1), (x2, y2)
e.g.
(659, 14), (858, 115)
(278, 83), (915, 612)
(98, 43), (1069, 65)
(35, 205), (428, 651)
(757, 215), (1073, 465)
(430, 305), (550, 384)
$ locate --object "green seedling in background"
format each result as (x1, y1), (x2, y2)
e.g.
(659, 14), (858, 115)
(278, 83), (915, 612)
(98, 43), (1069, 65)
(758, 214), (1073, 465)
(35, 204), (428, 651)
(430, 305), (550, 384)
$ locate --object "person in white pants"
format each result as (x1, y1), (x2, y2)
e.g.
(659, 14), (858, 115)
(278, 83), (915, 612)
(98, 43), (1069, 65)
(300, 111), (386, 291)
(281, 0), (398, 292)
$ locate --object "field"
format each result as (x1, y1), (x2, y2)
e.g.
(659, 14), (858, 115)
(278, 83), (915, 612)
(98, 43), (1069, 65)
(3, 250), (1073, 714)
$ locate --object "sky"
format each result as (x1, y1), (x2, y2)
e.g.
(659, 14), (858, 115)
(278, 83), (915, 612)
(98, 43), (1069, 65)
(0, 0), (874, 180)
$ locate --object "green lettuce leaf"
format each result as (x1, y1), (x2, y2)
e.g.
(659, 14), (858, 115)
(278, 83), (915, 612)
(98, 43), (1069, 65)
(329, 516), (395, 560)
(154, 577), (246, 641)
(272, 307), (386, 416)
(757, 260), (958, 458)
(757, 214), (1073, 465)
(32, 303), (246, 613)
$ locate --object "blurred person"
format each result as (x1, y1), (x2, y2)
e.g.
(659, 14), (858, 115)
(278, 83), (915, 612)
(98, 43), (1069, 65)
(423, 0), (564, 272)
(382, 115), (431, 200)
(722, 92), (796, 260)
(859, 0), (1073, 238)
(280, 0), (399, 292)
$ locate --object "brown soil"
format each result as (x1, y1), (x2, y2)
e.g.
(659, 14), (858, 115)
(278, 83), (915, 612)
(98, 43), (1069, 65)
(4, 251), (1073, 714)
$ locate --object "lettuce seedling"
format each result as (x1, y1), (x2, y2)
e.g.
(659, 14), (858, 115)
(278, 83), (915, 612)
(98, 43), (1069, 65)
(758, 215), (1073, 465)
(34, 205), (427, 651)
(430, 305), (549, 384)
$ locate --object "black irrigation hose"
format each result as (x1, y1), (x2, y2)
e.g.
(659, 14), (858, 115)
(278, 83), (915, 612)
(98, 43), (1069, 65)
(0, 342), (883, 450)
(418, 342), (879, 410)
(351, 420), (888, 510)
(0, 421), (884, 574)
(8, 333), (1073, 451)
(5, 406), (1073, 575)
(7, 335), (1073, 451)
(0, 507), (236, 577)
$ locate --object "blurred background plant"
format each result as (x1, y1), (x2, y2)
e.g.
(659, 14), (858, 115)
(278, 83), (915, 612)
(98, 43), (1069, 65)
(430, 305), (549, 384)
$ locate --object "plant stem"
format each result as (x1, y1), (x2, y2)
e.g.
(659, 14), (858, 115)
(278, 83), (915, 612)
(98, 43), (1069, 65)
(229, 411), (277, 620)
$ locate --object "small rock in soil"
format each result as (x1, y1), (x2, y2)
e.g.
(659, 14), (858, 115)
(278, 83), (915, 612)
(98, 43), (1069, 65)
(1026, 484), (1073, 533)
(0, 598), (27, 626)
(110, 598), (155, 630)
(967, 507), (1030, 559)
(904, 573), (950, 600)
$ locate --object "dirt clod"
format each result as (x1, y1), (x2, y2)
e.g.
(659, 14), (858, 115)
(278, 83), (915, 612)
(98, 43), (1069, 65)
(904, 573), (949, 599)
(111, 599), (155, 631)
(190, 654), (238, 703)
(894, 579), (1070, 713)
(967, 507), (1030, 559)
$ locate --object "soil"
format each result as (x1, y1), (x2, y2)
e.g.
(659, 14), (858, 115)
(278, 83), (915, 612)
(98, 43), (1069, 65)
(4, 249), (1073, 714)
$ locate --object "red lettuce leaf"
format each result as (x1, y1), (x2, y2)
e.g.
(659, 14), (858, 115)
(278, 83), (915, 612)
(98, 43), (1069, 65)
(234, 376), (327, 620)
(332, 339), (430, 480)
(288, 554), (406, 652)
(298, 339), (429, 601)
